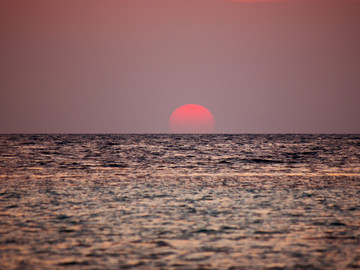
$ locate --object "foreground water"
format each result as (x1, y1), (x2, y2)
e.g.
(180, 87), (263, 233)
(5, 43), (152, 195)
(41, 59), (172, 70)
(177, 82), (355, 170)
(0, 134), (359, 269)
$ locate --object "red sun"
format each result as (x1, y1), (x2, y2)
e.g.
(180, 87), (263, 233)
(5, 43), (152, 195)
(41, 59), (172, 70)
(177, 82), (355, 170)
(169, 104), (215, 133)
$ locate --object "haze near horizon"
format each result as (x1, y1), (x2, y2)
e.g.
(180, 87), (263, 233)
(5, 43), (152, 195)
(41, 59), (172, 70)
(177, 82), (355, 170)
(1, 0), (359, 133)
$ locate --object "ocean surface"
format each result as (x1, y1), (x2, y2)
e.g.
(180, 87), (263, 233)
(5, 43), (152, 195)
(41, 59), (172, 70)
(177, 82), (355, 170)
(0, 134), (359, 269)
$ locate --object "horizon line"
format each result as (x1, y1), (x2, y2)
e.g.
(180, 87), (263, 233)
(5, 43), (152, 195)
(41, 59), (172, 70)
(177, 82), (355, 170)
(0, 132), (359, 135)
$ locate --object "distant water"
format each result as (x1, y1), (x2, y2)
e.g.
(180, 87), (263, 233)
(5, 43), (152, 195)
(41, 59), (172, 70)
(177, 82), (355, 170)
(0, 134), (359, 269)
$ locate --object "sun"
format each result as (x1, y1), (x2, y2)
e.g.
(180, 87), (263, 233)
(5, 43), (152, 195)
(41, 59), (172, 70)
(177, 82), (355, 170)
(169, 104), (215, 134)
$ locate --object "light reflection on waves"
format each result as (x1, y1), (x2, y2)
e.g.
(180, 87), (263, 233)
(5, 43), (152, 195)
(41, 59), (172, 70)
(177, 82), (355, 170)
(1, 171), (360, 179)
(0, 134), (359, 269)
(1, 134), (359, 177)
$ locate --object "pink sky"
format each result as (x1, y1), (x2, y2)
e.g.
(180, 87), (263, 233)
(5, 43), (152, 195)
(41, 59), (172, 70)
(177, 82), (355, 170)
(1, 0), (360, 133)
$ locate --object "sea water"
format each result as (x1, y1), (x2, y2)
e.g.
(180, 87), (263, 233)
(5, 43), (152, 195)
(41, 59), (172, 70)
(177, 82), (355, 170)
(0, 134), (359, 269)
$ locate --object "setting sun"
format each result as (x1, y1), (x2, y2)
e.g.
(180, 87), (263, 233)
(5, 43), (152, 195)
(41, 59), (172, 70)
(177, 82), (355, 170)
(169, 104), (215, 133)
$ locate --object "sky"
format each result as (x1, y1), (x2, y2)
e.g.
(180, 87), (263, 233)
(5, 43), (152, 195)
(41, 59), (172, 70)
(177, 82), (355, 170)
(1, 0), (360, 133)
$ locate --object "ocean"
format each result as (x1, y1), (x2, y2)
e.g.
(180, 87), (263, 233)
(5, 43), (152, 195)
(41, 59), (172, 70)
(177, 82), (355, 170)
(0, 134), (359, 269)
